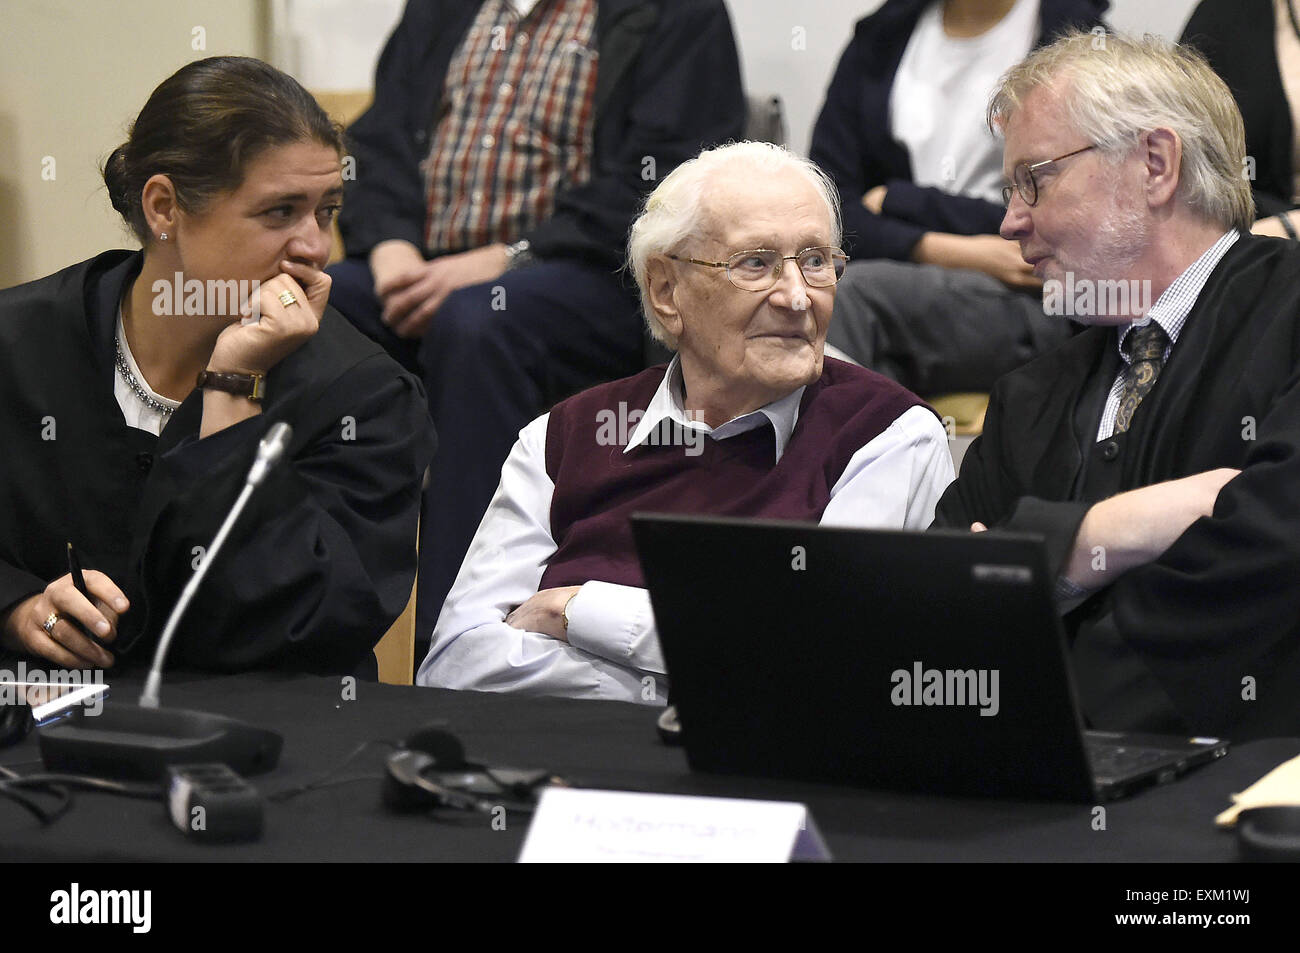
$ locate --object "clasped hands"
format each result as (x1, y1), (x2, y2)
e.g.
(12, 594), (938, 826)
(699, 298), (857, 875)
(862, 185), (1041, 291)
(369, 240), (509, 339)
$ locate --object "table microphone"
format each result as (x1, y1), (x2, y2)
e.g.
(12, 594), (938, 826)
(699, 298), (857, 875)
(39, 424), (292, 781)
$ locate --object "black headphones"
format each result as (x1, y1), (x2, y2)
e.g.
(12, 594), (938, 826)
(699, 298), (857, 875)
(382, 725), (494, 813)
(383, 725), (559, 815)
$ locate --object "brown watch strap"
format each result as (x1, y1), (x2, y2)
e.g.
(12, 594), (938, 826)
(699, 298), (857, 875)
(196, 369), (265, 401)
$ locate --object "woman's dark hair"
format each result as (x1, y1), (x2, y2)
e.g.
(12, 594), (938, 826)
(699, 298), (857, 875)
(103, 56), (345, 244)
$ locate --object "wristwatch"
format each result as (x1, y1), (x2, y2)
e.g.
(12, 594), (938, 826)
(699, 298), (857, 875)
(196, 369), (266, 402)
(1280, 212), (1299, 242)
(504, 238), (534, 270)
(561, 590), (579, 636)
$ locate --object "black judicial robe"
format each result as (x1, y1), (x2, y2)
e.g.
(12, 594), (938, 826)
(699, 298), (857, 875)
(0, 251), (437, 674)
(934, 233), (1300, 740)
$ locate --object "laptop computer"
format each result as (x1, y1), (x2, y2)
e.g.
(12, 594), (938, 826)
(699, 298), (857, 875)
(631, 513), (1229, 802)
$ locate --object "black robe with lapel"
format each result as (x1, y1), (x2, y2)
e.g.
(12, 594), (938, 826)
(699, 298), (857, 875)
(0, 251), (437, 674)
(935, 234), (1300, 740)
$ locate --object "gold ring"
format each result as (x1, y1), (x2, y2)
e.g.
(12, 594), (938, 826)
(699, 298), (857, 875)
(42, 611), (59, 634)
(278, 290), (299, 307)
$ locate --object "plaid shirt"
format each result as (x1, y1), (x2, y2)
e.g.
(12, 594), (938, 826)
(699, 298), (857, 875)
(422, 0), (598, 255)
(1096, 229), (1240, 440)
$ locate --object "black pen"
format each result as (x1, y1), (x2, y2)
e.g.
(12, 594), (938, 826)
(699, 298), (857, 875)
(66, 542), (113, 655)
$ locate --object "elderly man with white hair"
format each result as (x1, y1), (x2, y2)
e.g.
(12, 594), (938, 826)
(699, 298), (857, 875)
(934, 31), (1300, 740)
(417, 141), (953, 702)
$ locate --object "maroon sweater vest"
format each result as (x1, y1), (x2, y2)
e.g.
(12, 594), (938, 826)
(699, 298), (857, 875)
(538, 358), (928, 590)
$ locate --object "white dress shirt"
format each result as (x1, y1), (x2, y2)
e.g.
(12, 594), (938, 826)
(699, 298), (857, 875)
(417, 357), (955, 704)
(1096, 230), (1239, 440)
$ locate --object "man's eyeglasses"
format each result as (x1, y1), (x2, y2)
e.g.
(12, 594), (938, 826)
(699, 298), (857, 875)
(667, 246), (849, 292)
(1001, 145), (1095, 207)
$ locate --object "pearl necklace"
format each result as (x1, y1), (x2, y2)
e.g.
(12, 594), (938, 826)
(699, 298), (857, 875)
(114, 331), (176, 418)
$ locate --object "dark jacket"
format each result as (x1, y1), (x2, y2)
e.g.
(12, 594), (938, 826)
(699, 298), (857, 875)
(1181, 0), (1296, 217)
(338, 0), (745, 270)
(934, 234), (1300, 741)
(0, 252), (437, 674)
(810, 0), (1109, 261)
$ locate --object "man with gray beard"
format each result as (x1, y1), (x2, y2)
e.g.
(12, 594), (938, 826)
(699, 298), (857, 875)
(933, 31), (1300, 741)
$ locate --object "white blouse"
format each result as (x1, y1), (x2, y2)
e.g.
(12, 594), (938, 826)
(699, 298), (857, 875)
(113, 310), (180, 437)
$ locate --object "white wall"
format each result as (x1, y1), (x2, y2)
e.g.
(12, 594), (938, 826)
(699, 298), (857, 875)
(272, 0), (404, 89)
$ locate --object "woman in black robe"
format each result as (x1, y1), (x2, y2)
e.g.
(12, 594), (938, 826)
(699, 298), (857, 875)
(0, 57), (436, 675)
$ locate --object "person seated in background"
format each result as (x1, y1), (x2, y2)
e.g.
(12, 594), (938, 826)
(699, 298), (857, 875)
(933, 31), (1300, 740)
(418, 141), (954, 703)
(0, 57), (437, 675)
(809, 0), (1106, 395)
(328, 0), (746, 646)
(1181, 0), (1300, 239)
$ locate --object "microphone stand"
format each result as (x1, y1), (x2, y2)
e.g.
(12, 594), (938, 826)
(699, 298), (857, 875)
(39, 424), (293, 781)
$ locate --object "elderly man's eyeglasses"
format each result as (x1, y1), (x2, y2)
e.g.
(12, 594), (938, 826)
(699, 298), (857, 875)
(1001, 145), (1095, 207)
(668, 246), (849, 291)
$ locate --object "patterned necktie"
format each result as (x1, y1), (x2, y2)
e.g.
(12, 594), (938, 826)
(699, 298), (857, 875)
(1113, 322), (1169, 435)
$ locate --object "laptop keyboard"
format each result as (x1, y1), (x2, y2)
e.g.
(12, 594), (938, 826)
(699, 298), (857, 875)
(1086, 741), (1177, 779)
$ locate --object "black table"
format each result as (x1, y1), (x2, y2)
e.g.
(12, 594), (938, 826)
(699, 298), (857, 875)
(2, 672), (1293, 863)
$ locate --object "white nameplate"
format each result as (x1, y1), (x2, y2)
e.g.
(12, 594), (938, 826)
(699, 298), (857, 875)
(518, 788), (831, 863)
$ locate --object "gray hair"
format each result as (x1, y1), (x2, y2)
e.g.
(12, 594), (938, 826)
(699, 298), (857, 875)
(626, 141), (842, 348)
(988, 30), (1254, 231)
